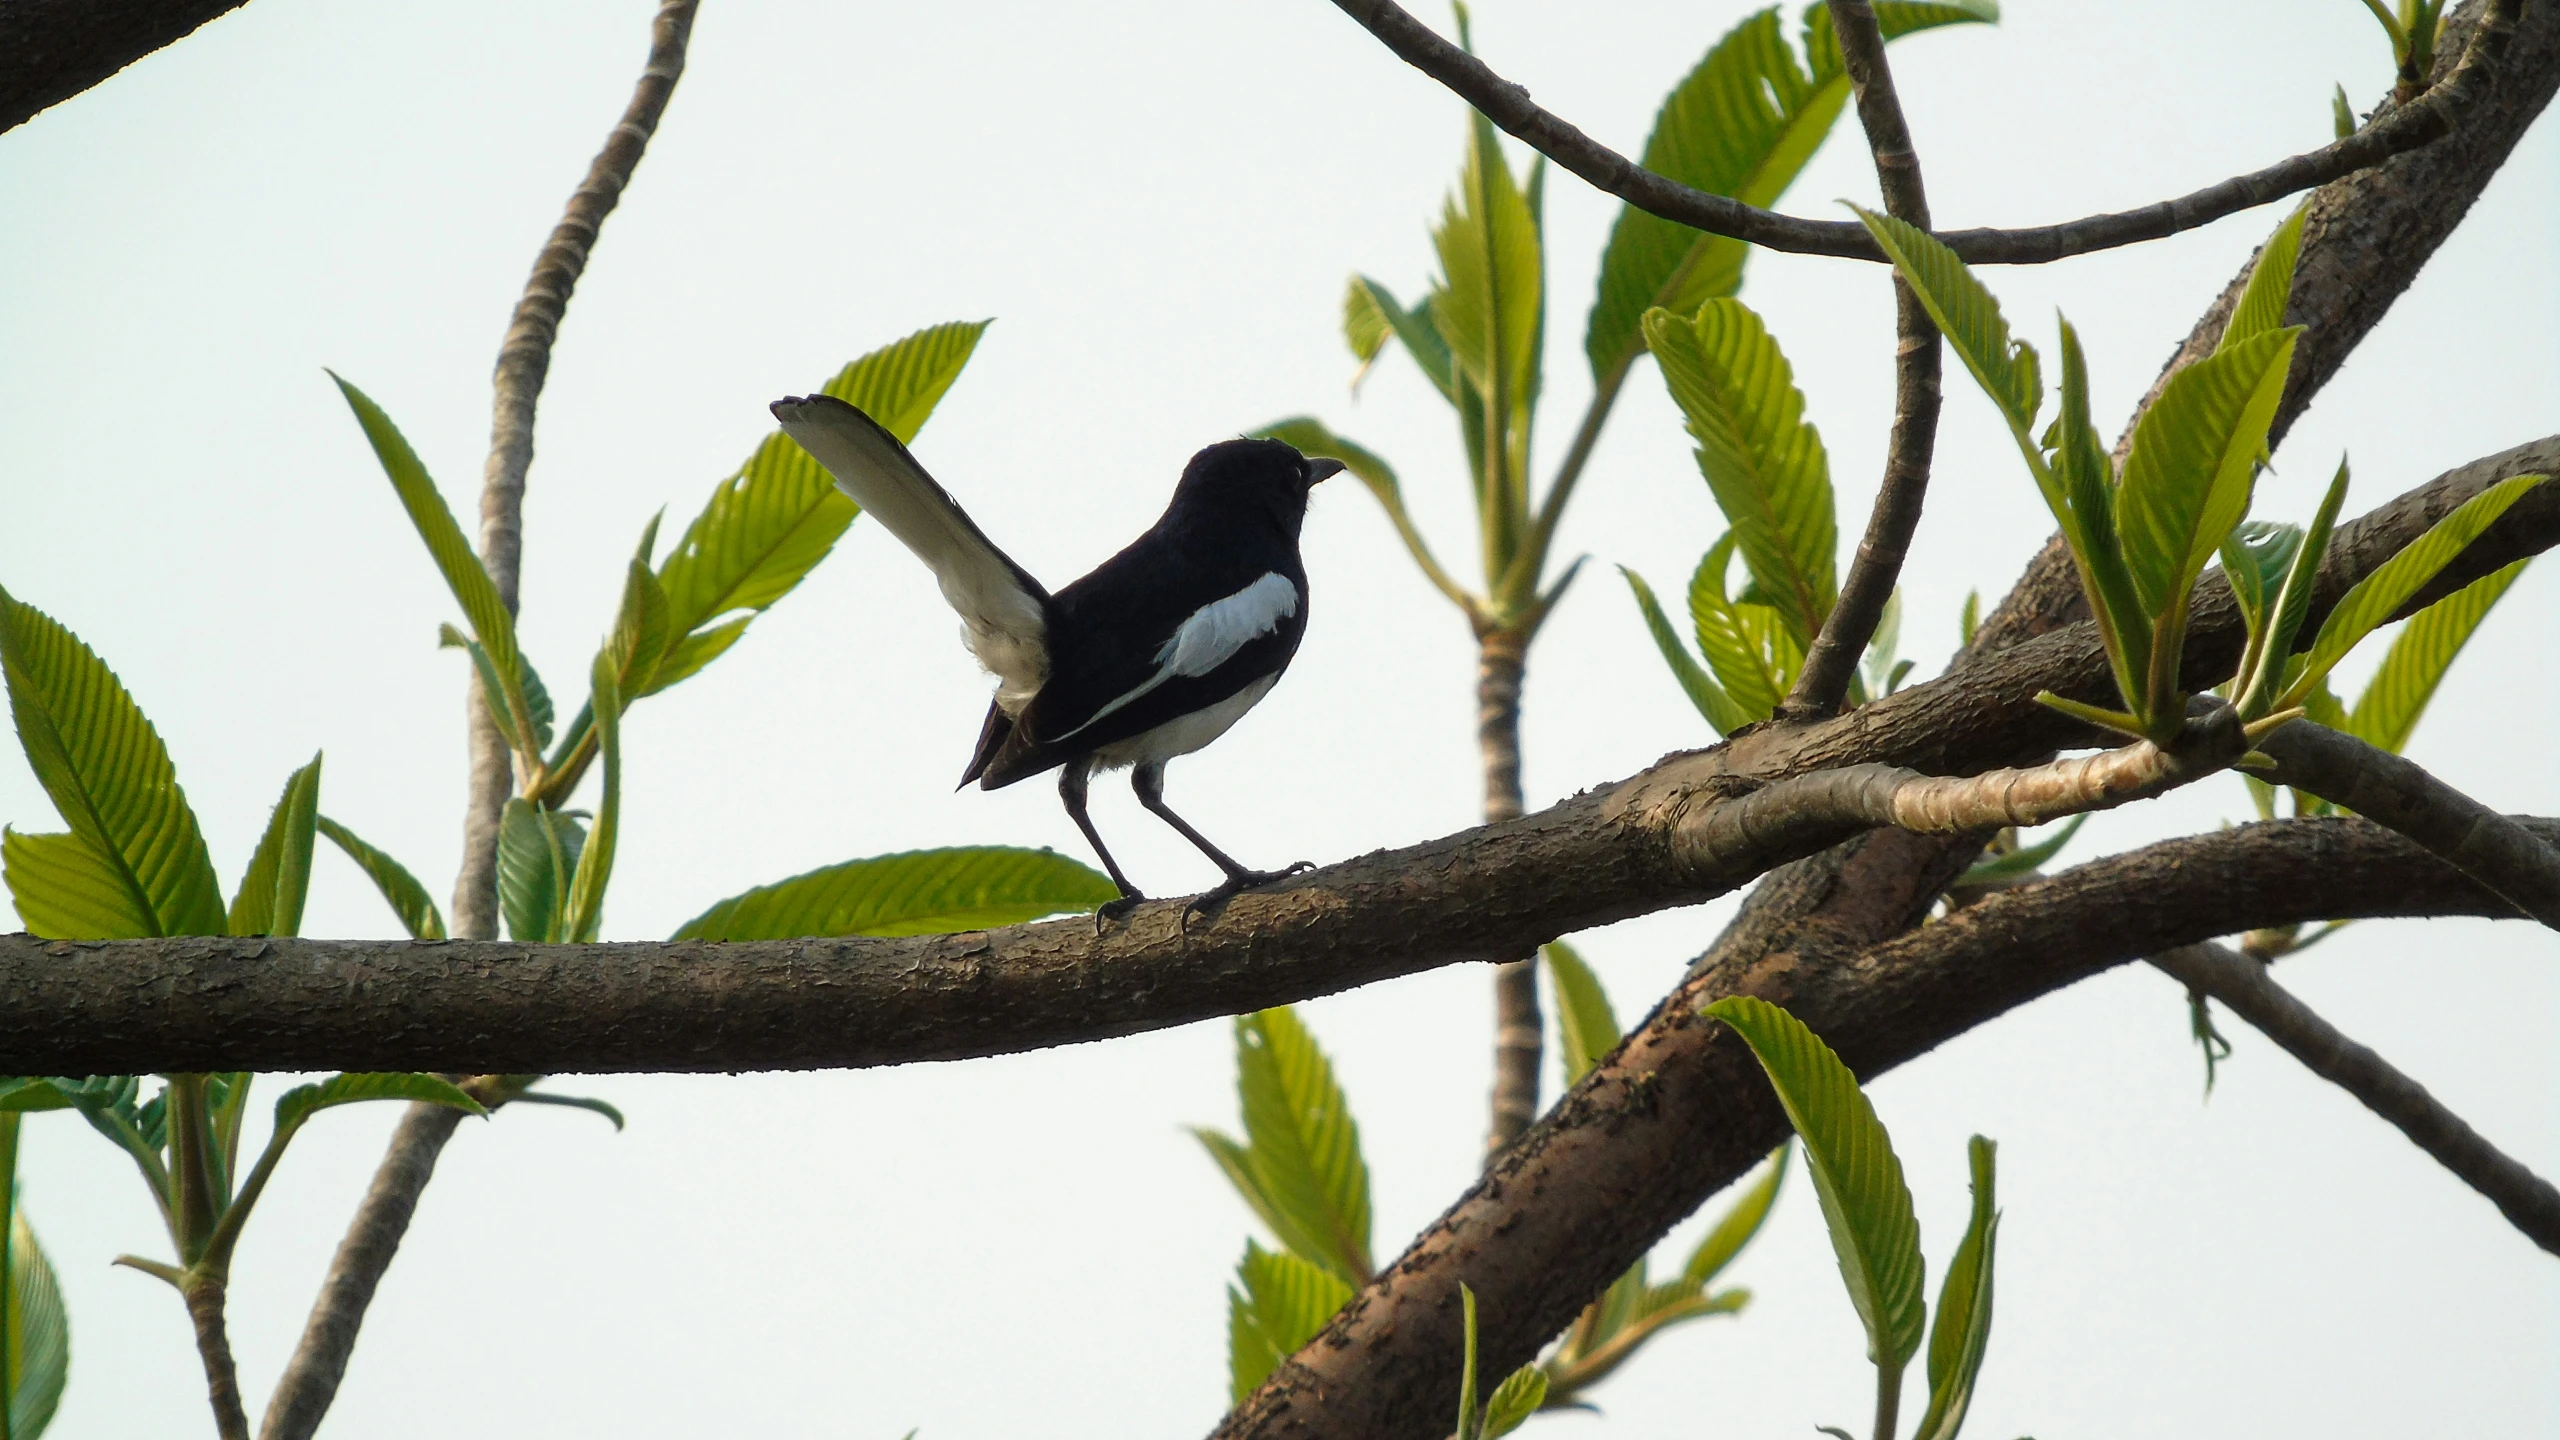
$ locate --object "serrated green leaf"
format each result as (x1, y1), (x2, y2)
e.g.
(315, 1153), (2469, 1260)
(1622, 566), (1754, 735)
(1226, 1008), (1373, 1286)
(517, 653), (555, 754)
(0, 587), (224, 939)
(2346, 558), (2528, 755)
(1343, 273), (1392, 372)
(560, 652), (622, 944)
(228, 753), (322, 939)
(2220, 204), (2309, 355)
(671, 846), (1115, 940)
(1915, 1136), (2000, 1440)
(1687, 1143), (1790, 1285)
(496, 799), (584, 944)
(1481, 1363), (1548, 1438)
(1432, 119), (1541, 415)
(1545, 942), (1621, 1086)
(636, 618), (750, 697)
(1643, 299), (1836, 644)
(331, 374), (533, 746)
(2220, 522), (2304, 651)
(1350, 276), (1457, 403)
(2283, 473), (2550, 709)
(314, 815), (447, 941)
(273, 1073), (484, 1137)
(1689, 536), (1786, 721)
(2237, 458), (2350, 718)
(2115, 327), (2297, 624)
(650, 321), (987, 693)
(7, 1193), (69, 1439)
(1853, 206), (2041, 432)
(1226, 1241), (1354, 1404)
(1704, 996), (1925, 1372)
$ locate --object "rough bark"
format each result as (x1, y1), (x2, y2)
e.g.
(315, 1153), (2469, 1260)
(1207, 814), (2549, 1438)
(0, 0), (255, 133)
(1478, 629), (1542, 1155)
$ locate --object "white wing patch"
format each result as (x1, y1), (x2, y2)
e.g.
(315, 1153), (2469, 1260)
(1058, 571), (1298, 740)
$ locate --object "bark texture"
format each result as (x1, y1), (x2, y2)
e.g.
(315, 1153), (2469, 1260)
(0, 0), (254, 133)
(1478, 629), (1542, 1154)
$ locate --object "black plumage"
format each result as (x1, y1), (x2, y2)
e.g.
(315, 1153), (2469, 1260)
(770, 394), (1340, 913)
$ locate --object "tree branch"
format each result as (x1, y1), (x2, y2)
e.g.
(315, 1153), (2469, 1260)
(1211, 813), (2551, 1438)
(2255, 720), (2560, 928)
(1786, 0), (1940, 718)
(1323, 0), (2520, 266)
(0, 0), (256, 134)
(2149, 940), (2560, 1255)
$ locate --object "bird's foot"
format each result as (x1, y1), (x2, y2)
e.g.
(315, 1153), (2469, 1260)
(1093, 892), (1147, 934)
(1180, 862), (1316, 930)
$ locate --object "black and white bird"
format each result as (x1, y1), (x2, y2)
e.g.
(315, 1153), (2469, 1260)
(770, 394), (1341, 916)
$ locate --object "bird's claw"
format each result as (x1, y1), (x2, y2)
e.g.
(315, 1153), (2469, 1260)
(1093, 893), (1146, 934)
(1180, 862), (1316, 931)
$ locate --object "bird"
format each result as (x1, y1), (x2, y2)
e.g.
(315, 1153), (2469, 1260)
(769, 393), (1342, 918)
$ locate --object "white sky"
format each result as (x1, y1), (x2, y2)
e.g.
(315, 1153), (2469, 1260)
(1, 2), (2553, 1436)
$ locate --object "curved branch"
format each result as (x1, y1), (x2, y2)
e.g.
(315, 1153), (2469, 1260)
(1325, 0), (2519, 265)
(2150, 941), (2560, 1256)
(1212, 813), (2551, 1439)
(1787, 0), (1941, 717)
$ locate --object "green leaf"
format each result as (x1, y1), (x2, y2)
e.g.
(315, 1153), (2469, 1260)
(1481, 1363), (1549, 1438)
(1621, 566), (1754, 735)
(1544, 942), (1621, 1086)
(602, 556), (675, 705)
(7, 1198), (69, 1439)
(560, 651), (623, 944)
(1431, 107), (1542, 556)
(1686, 1143), (1791, 1286)
(2332, 81), (2357, 139)
(2219, 204), (2309, 355)
(0, 1083), (75, 1115)
(2282, 473), (2550, 710)
(2346, 558), (2529, 755)
(1956, 813), (2089, 886)
(2236, 458), (2350, 718)
(1860, 588), (1905, 701)
(2219, 522), (2303, 652)
(0, 587), (224, 938)
(2114, 327), (2298, 624)
(496, 799), (585, 944)
(1348, 276), (1457, 402)
(651, 321), (988, 692)
(2051, 321), (2150, 714)
(1688, 536), (1786, 721)
(228, 754), (322, 938)
(1226, 1241), (1354, 1404)
(508, 1091), (626, 1130)
(273, 1072), (484, 1138)
(314, 816), (447, 941)
(331, 374), (534, 748)
(1914, 1136), (2000, 1440)
(1642, 299), (1836, 644)
(1584, 3), (1994, 385)
(1197, 1009), (1373, 1286)
(1704, 996), (1925, 1372)
(1342, 273), (1392, 379)
(1852, 206), (2041, 433)
(671, 847), (1115, 941)
(517, 653), (555, 754)
(1456, 1281), (1483, 1440)
(1958, 589), (1981, 648)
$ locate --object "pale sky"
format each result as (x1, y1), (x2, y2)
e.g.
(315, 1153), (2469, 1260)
(1, 2), (2552, 1436)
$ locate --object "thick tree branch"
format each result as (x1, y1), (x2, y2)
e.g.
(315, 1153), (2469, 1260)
(2256, 720), (2560, 928)
(1324, 0), (2519, 266)
(1212, 814), (2552, 1439)
(1786, 0), (1941, 718)
(0, 0), (255, 134)
(2150, 940), (2560, 1255)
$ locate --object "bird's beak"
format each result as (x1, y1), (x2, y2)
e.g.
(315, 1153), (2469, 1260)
(1307, 458), (1346, 484)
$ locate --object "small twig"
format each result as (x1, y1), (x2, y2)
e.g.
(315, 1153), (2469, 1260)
(1784, 0), (1940, 719)
(185, 1275), (251, 1440)
(1323, 0), (2517, 266)
(2255, 720), (2560, 929)
(2150, 941), (2560, 1256)
(452, 0), (699, 941)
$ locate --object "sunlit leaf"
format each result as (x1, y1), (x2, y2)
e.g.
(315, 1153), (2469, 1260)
(314, 815), (447, 941)
(1852, 207), (2040, 433)
(2236, 458), (2350, 718)
(1621, 566), (1754, 736)
(1689, 536), (1786, 721)
(1914, 1136), (2000, 1440)
(496, 799), (584, 944)
(2115, 327), (2297, 624)
(1226, 1241), (1354, 1404)
(0, 587), (223, 938)
(2051, 321), (2149, 713)
(1955, 814), (2088, 887)
(272, 1072), (485, 1138)
(1230, 1008), (1373, 1286)
(7, 1195), (69, 1438)
(1349, 276), (1457, 402)
(671, 847), (1114, 941)
(1343, 273), (1392, 387)
(2346, 558), (2529, 755)
(1544, 942), (1621, 1086)
(2219, 204), (2309, 355)
(1481, 1363), (1548, 1438)
(560, 652), (622, 943)
(228, 754), (322, 939)
(1686, 1143), (1791, 1285)
(1704, 996), (1925, 1371)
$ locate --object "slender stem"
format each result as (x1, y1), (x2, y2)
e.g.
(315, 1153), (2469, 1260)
(184, 1275), (252, 1440)
(1786, 0), (1941, 719)
(451, 0), (700, 940)
(1871, 1357), (1903, 1440)
(1512, 357), (1629, 604)
(1477, 627), (1542, 1156)
(166, 1075), (219, 1265)
(1322, 0), (2520, 265)
(2150, 941), (2560, 1254)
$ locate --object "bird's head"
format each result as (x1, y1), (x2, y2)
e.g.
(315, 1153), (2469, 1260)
(1170, 437), (1343, 533)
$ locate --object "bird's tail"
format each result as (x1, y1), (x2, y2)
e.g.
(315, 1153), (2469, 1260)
(771, 394), (1050, 710)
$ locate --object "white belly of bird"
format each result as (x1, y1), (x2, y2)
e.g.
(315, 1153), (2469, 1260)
(1090, 673), (1280, 772)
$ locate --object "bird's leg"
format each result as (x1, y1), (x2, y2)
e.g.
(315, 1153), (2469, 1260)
(1060, 762), (1144, 925)
(1131, 763), (1312, 917)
